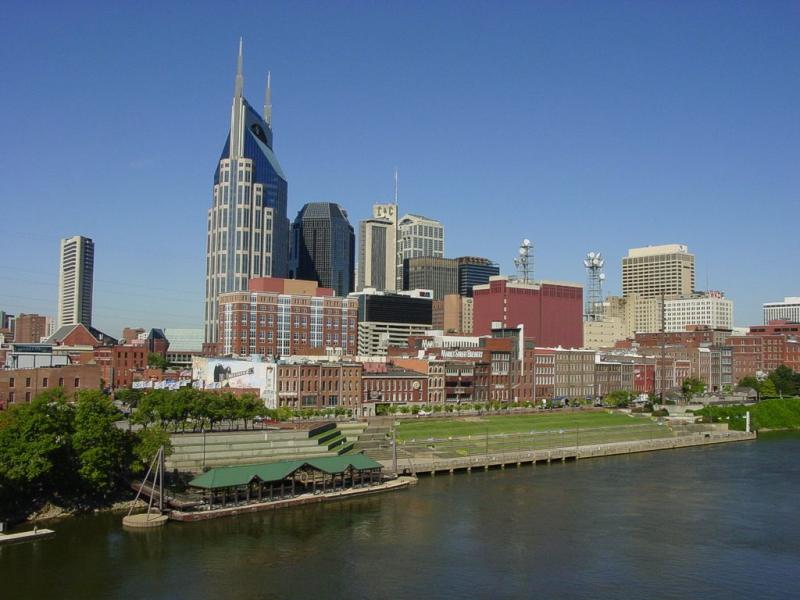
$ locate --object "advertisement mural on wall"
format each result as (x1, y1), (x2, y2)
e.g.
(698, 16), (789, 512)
(191, 357), (278, 408)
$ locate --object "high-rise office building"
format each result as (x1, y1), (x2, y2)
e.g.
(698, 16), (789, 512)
(622, 244), (695, 298)
(396, 214), (444, 289)
(358, 203), (397, 292)
(402, 257), (458, 299)
(457, 256), (499, 297)
(58, 235), (94, 328)
(289, 202), (355, 297)
(763, 297), (800, 324)
(204, 40), (290, 343)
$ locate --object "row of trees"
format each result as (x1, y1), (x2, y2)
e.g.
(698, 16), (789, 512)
(0, 389), (171, 518)
(739, 365), (800, 400)
(123, 388), (354, 432)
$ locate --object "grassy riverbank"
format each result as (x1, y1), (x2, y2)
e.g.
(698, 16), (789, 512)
(396, 411), (653, 441)
(694, 398), (800, 431)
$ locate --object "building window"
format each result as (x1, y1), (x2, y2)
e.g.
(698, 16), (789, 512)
(9, 377), (13, 387)
(25, 377), (31, 388)
(74, 378), (80, 388)
(42, 377), (49, 388)
(59, 377), (64, 387)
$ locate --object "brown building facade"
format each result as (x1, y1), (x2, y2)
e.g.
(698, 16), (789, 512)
(218, 277), (358, 358)
(0, 364), (103, 409)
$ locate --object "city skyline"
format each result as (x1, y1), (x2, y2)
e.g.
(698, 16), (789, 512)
(2, 2), (799, 334)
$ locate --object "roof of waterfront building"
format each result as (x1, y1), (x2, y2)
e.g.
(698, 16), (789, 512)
(189, 455), (382, 489)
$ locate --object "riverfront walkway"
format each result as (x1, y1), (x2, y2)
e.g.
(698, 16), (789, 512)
(382, 430), (756, 475)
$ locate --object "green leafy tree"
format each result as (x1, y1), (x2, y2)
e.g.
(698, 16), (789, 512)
(760, 378), (778, 399)
(147, 352), (169, 369)
(132, 426), (173, 474)
(0, 389), (75, 491)
(681, 377), (705, 402)
(769, 365), (799, 397)
(604, 390), (633, 408)
(72, 390), (128, 497)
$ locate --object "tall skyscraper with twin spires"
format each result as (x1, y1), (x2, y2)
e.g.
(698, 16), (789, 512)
(204, 40), (289, 344)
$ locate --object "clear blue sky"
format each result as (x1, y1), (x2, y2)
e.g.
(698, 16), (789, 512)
(1, 1), (798, 336)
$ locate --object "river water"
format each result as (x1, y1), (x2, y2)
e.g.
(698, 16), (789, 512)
(2, 433), (799, 600)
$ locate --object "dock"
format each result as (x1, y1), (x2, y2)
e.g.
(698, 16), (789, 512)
(170, 476), (415, 522)
(0, 529), (55, 546)
(386, 430), (756, 476)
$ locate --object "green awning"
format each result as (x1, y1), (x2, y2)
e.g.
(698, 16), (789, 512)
(189, 455), (382, 490)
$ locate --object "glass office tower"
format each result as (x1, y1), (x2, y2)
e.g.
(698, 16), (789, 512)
(289, 202), (355, 297)
(204, 41), (290, 343)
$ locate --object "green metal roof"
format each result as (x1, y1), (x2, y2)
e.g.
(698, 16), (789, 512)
(189, 454), (382, 490)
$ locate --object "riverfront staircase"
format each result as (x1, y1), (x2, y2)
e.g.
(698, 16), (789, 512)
(353, 418), (393, 459)
(166, 421), (368, 473)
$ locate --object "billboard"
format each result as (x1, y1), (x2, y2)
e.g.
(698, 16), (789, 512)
(192, 357), (278, 408)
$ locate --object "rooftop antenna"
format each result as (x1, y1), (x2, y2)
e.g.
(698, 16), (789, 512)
(393, 167), (399, 206)
(514, 239), (534, 284)
(583, 251), (605, 321)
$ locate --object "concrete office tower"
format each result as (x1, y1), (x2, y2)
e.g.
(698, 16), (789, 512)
(622, 244), (695, 298)
(457, 256), (499, 297)
(396, 214), (444, 289)
(289, 203), (355, 297)
(204, 40), (290, 343)
(403, 257), (458, 299)
(58, 235), (94, 328)
(763, 297), (800, 324)
(358, 204), (397, 292)
(665, 291), (733, 332)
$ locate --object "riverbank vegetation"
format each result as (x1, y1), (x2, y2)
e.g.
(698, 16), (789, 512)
(0, 389), (171, 523)
(694, 397), (800, 431)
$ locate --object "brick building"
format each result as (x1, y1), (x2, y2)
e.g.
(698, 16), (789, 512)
(276, 361), (362, 412)
(635, 326), (731, 348)
(218, 277), (358, 357)
(0, 364), (102, 409)
(728, 321), (800, 381)
(13, 314), (51, 344)
(472, 276), (583, 348)
(361, 365), (427, 415)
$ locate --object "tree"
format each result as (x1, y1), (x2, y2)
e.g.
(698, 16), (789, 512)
(72, 390), (128, 498)
(760, 378), (778, 399)
(681, 377), (705, 403)
(0, 389), (75, 491)
(769, 365), (799, 397)
(738, 376), (763, 401)
(132, 426), (173, 474)
(604, 390), (633, 408)
(147, 352), (169, 370)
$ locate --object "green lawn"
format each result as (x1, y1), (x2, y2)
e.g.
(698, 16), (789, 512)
(396, 411), (651, 441)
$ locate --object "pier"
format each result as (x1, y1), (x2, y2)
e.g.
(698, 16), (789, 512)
(385, 430), (756, 476)
(0, 528), (55, 546)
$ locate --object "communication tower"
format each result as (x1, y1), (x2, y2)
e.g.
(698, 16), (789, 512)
(583, 251), (605, 320)
(514, 239), (534, 284)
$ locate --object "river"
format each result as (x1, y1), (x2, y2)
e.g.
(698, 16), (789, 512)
(2, 433), (799, 599)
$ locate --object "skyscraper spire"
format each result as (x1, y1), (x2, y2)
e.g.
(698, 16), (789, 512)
(264, 71), (272, 126)
(393, 167), (399, 205)
(234, 37), (244, 98)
